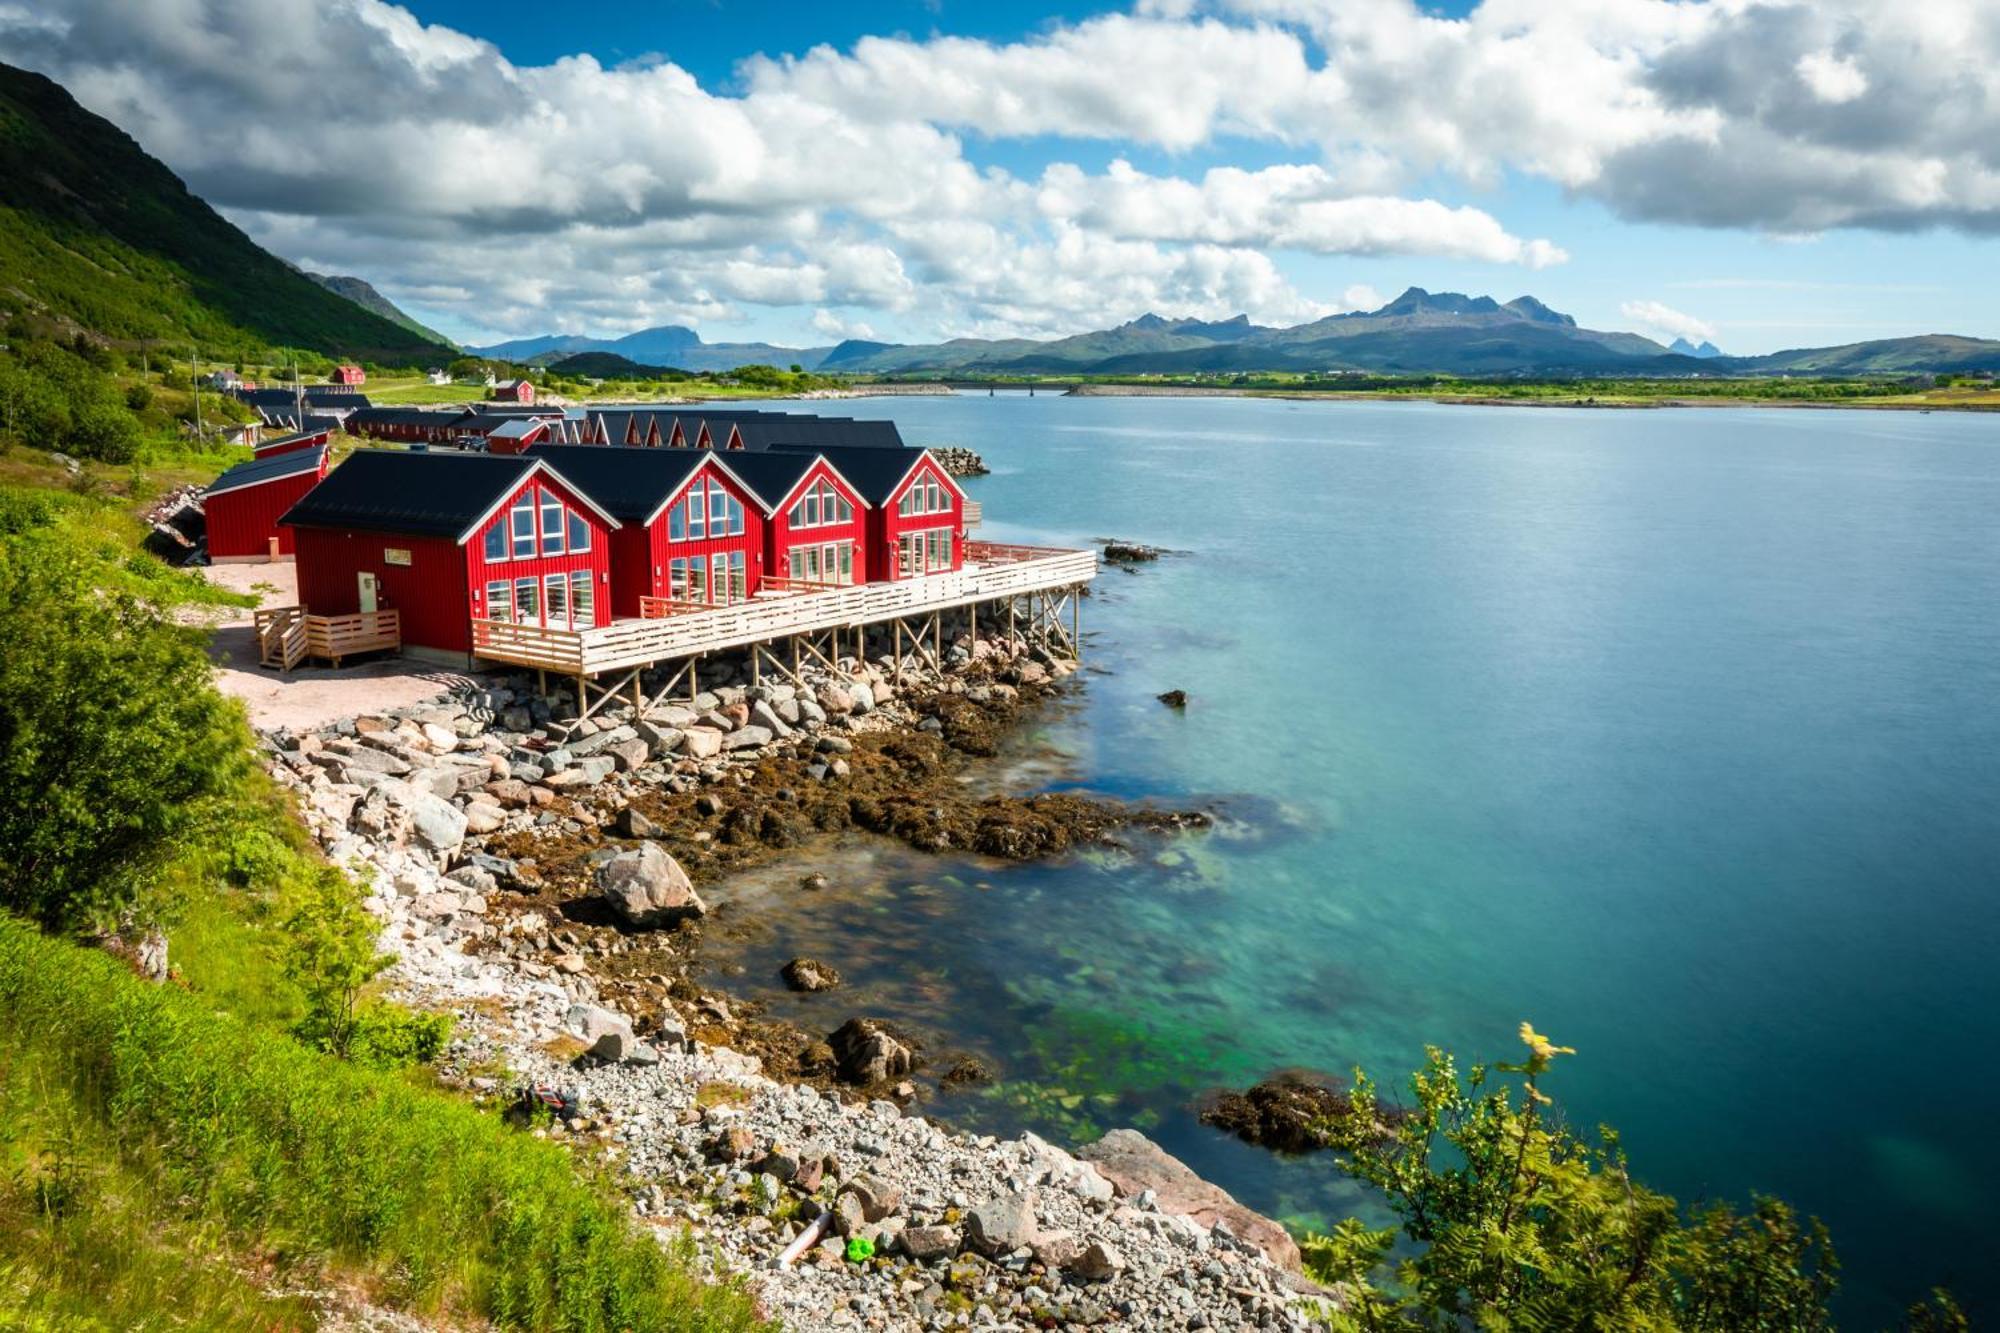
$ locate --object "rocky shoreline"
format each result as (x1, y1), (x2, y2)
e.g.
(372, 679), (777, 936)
(260, 625), (1329, 1330)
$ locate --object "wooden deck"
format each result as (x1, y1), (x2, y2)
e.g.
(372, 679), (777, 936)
(254, 606), (402, 669)
(472, 541), (1096, 676)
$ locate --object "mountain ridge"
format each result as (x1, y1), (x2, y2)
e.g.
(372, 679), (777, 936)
(483, 287), (2000, 378)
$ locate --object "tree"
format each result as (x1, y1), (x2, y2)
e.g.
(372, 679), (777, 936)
(281, 867), (388, 1060)
(0, 523), (247, 931)
(1303, 1024), (1839, 1330)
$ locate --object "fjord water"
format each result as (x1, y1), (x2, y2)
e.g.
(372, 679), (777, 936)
(711, 393), (2000, 1319)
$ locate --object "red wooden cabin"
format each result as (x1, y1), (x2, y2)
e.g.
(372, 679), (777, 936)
(774, 446), (964, 581)
(203, 444), (330, 561)
(726, 452), (870, 588)
(331, 364), (366, 386)
(490, 379), (536, 404)
(281, 452), (617, 659)
(532, 446), (767, 615)
(253, 427), (333, 460)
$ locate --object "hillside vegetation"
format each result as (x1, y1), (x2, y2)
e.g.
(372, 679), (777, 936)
(0, 62), (448, 364)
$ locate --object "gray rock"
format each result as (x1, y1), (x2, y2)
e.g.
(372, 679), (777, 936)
(749, 700), (793, 737)
(828, 1018), (916, 1086)
(839, 1173), (902, 1222)
(964, 1191), (1040, 1257)
(681, 727), (724, 760)
(376, 779), (468, 852)
(780, 957), (841, 992)
(900, 1225), (961, 1262)
(596, 842), (707, 928)
(616, 807), (659, 838)
(1068, 1240), (1126, 1282)
(1078, 1128), (1301, 1272)
(848, 682), (876, 715)
(635, 720), (686, 756)
(721, 725), (774, 752)
(565, 1003), (635, 1062)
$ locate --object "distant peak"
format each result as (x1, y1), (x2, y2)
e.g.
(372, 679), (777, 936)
(1502, 295), (1576, 327)
(1126, 312), (1171, 330)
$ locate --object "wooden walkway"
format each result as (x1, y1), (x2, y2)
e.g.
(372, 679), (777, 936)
(471, 541), (1096, 678)
(254, 606), (402, 669)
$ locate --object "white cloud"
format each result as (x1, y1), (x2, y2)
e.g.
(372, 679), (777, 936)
(1621, 299), (1716, 343)
(1, 0), (1991, 345)
(1795, 50), (1868, 104)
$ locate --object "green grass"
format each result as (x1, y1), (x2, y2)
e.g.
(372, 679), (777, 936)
(0, 917), (762, 1332)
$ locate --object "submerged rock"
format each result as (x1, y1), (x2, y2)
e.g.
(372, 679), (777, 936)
(780, 957), (842, 992)
(828, 1017), (918, 1086)
(1199, 1070), (1352, 1154)
(1157, 689), (1189, 709)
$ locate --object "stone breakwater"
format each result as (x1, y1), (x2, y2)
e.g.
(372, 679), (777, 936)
(261, 631), (1323, 1331)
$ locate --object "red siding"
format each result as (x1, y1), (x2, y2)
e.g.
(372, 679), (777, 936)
(206, 459), (328, 559)
(763, 458), (868, 586)
(255, 429), (333, 459)
(289, 467), (615, 656)
(464, 473), (615, 633)
(878, 455), (965, 581)
(650, 462), (768, 605)
(294, 527), (473, 652)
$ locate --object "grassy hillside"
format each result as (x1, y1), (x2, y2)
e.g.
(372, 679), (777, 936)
(0, 62), (450, 364)
(307, 272), (456, 351)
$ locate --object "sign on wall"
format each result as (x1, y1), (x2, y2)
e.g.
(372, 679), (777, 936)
(384, 548), (413, 567)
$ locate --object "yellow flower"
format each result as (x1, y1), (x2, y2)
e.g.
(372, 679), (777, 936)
(1518, 1022), (1575, 1062)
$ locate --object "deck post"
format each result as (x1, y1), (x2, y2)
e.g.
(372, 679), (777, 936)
(1073, 584), (1081, 659)
(970, 601), (978, 649)
(689, 656), (699, 703)
(893, 619), (903, 686)
(630, 670), (643, 714)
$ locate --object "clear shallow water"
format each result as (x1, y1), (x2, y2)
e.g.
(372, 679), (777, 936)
(706, 394), (2000, 1320)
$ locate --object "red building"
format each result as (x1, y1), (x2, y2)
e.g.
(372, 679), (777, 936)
(281, 452), (618, 660)
(203, 444), (330, 561)
(331, 364), (366, 386)
(726, 452), (870, 587)
(490, 378), (535, 404)
(532, 446), (767, 615)
(775, 445), (965, 581)
(253, 427), (333, 460)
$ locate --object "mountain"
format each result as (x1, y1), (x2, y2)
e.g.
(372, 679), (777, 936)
(469, 323), (834, 372)
(0, 62), (450, 362)
(1718, 335), (2000, 375)
(306, 272), (454, 350)
(1670, 337), (1723, 358)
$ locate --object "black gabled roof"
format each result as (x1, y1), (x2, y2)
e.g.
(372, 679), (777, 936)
(729, 416), (903, 452)
(712, 450), (830, 511)
(768, 443), (940, 506)
(347, 406), (458, 430)
(529, 445), (711, 522)
(253, 426), (332, 454)
(205, 444), (327, 499)
(280, 451), (614, 541)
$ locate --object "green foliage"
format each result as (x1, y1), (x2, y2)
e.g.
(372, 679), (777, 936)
(1305, 1025), (1839, 1331)
(0, 917), (760, 1332)
(1901, 1288), (1969, 1332)
(280, 868), (390, 1060)
(348, 1003), (456, 1071)
(0, 516), (248, 931)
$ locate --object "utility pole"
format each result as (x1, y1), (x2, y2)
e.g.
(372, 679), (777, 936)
(191, 345), (204, 437)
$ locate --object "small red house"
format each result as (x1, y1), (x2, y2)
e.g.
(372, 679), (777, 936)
(775, 445), (964, 581)
(490, 379), (535, 404)
(532, 446), (767, 615)
(203, 444), (330, 561)
(726, 452), (870, 587)
(254, 427), (334, 460)
(282, 452), (618, 660)
(331, 364), (366, 386)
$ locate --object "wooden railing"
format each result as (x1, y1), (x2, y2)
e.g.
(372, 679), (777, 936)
(254, 606), (306, 670)
(472, 544), (1097, 676)
(251, 607), (399, 669)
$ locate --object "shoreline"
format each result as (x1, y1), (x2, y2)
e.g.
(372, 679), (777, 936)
(1052, 382), (2000, 412)
(261, 627), (1321, 1331)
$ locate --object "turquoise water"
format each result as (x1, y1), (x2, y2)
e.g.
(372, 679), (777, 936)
(706, 394), (2000, 1320)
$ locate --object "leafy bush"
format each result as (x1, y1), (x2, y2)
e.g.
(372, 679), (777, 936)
(1304, 1025), (1840, 1330)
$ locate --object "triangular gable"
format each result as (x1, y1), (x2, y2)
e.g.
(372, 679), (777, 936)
(642, 453), (758, 528)
(454, 459), (623, 544)
(887, 450), (967, 507)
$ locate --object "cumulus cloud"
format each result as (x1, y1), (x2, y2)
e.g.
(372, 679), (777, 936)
(1621, 299), (1717, 343)
(1, 0), (1991, 342)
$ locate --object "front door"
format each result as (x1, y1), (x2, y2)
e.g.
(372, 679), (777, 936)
(357, 571), (378, 613)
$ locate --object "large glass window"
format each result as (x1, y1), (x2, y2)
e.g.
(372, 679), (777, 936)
(571, 571), (594, 626)
(540, 492), (563, 555)
(688, 489), (705, 540)
(566, 510), (589, 552)
(669, 559), (689, 598)
(709, 486), (729, 533)
(484, 580), (511, 622)
(509, 496), (535, 557)
(483, 521), (506, 562)
(513, 576), (539, 621)
(669, 506), (685, 541)
(544, 573), (568, 626)
(790, 479), (852, 529)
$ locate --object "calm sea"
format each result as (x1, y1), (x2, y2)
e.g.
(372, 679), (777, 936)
(704, 393), (2000, 1321)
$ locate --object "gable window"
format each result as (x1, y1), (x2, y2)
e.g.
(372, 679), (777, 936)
(566, 510), (589, 552)
(540, 492), (563, 555)
(897, 472), (953, 518)
(509, 494), (536, 557)
(687, 488), (706, 540)
(483, 521), (506, 562)
(788, 479), (852, 529)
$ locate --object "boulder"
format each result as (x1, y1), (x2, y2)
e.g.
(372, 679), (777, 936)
(635, 720), (686, 756)
(681, 727), (724, 760)
(1077, 1129), (1302, 1271)
(420, 721), (460, 752)
(848, 682), (875, 716)
(964, 1191), (1040, 1257)
(828, 1018), (917, 1086)
(565, 1003), (636, 1062)
(616, 807), (659, 838)
(749, 700), (793, 737)
(1067, 1240), (1126, 1282)
(816, 683), (855, 716)
(1031, 1229), (1082, 1270)
(595, 843), (707, 928)
(1157, 689), (1189, 709)
(780, 957), (841, 992)
(463, 803), (505, 835)
(605, 738), (651, 772)
(721, 725), (774, 752)
(839, 1174), (903, 1222)
(377, 780), (467, 852)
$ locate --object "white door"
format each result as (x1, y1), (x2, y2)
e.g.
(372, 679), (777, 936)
(357, 571), (378, 613)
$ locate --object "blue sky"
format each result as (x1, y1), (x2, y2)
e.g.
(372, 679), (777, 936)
(5, 0), (1993, 353)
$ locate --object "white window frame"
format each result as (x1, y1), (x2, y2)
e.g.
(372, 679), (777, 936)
(540, 492), (564, 556)
(514, 576), (539, 622)
(509, 495), (536, 558)
(566, 510), (589, 552)
(484, 579), (511, 622)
